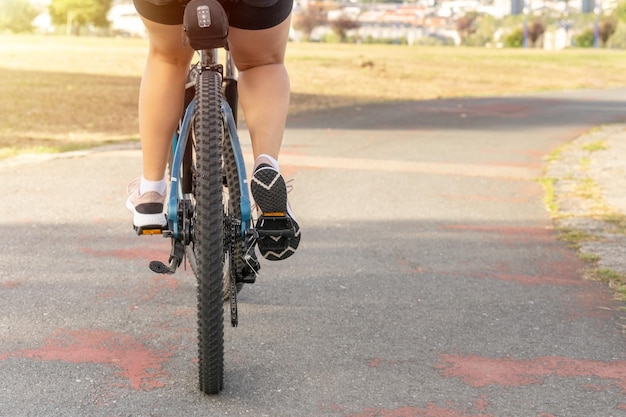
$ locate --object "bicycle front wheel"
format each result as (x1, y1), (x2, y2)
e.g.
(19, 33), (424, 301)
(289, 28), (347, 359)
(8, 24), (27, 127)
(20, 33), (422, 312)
(190, 68), (225, 395)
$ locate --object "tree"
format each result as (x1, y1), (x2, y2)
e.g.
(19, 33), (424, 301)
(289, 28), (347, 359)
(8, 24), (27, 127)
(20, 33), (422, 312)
(613, 0), (626, 23)
(329, 15), (359, 42)
(464, 14), (497, 46)
(527, 19), (546, 47)
(606, 0), (626, 47)
(0, 0), (38, 33)
(49, 0), (112, 32)
(599, 16), (617, 46)
(607, 21), (626, 47)
(293, 6), (327, 41)
(456, 12), (478, 45)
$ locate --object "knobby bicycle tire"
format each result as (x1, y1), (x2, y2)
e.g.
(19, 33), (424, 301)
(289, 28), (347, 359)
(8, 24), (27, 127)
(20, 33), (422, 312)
(191, 68), (225, 395)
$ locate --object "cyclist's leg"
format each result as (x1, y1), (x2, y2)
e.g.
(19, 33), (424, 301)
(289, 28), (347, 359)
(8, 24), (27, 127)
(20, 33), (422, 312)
(228, 12), (301, 260)
(127, 0), (193, 228)
(138, 17), (194, 182)
(227, 15), (291, 163)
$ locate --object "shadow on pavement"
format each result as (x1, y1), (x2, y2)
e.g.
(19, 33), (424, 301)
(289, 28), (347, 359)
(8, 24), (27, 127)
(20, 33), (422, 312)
(287, 91), (626, 131)
(0, 218), (624, 416)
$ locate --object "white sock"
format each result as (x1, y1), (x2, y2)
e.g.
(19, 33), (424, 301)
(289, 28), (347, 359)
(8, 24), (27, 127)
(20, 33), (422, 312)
(255, 154), (280, 171)
(140, 175), (167, 196)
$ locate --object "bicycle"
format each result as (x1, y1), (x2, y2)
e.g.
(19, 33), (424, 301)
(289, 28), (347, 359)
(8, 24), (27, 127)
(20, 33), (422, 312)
(131, 0), (296, 395)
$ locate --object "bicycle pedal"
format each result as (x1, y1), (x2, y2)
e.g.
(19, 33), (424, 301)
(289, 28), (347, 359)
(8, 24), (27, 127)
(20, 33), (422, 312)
(238, 274), (257, 284)
(134, 225), (168, 236)
(254, 214), (300, 261)
(237, 254), (260, 284)
(255, 215), (295, 239)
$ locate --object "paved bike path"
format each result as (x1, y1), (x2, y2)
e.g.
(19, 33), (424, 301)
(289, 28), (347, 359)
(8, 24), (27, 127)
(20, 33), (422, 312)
(1, 88), (625, 416)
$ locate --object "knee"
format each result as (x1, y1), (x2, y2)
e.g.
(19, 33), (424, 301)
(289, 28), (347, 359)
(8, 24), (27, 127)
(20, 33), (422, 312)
(147, 43), (194, 69)
(234, 54), (284, 72)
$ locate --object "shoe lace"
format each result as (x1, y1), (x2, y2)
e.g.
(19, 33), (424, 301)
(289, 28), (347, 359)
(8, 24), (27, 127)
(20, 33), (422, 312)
(126, 177), (141, 194)
(285, 178), (294, 194)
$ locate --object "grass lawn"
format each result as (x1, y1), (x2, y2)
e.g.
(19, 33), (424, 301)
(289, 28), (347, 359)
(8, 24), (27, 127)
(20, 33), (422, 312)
(1, 34), (626, 157)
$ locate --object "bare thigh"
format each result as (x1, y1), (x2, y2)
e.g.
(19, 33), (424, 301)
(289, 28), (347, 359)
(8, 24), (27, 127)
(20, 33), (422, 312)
(141, 17), (194, 63)
(227, 14), (292, 71)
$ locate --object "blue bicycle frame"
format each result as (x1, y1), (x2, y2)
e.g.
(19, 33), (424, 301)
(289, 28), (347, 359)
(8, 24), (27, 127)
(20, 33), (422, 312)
(166, 51), (252, 241)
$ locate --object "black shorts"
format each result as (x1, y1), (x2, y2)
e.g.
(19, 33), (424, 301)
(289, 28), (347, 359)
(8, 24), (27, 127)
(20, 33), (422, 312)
(133, 0), (293, 30)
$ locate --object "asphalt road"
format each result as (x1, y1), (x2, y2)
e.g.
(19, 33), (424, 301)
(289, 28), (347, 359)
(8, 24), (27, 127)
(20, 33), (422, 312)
(1, 88), (625, 417)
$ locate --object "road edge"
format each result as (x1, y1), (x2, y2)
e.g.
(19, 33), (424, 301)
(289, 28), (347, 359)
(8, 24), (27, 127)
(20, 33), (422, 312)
(544, 123), (626, 303)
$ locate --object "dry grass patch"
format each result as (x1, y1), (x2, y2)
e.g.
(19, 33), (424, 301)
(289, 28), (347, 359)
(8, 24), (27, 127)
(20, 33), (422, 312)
(3, 35), (626, 156)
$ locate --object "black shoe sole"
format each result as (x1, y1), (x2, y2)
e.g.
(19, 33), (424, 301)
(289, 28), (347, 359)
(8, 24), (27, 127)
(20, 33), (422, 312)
(251, 166), (301, 261)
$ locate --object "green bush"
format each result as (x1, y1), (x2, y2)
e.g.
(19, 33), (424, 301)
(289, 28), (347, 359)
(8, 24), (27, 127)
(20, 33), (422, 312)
(574, 28), (595, 47)
(503, 28), (524, 47)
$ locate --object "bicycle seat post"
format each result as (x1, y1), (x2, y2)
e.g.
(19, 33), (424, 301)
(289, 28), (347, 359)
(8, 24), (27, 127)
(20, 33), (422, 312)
(199, 48), (218, 68)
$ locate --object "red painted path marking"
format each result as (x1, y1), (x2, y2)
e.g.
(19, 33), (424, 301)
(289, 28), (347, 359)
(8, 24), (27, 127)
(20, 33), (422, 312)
(0, 281), (21, 289)
(435, 223), (620, 319)
(0, 328), (172, 390)
(323, 398), (496, 417)
(331, 402), (562, 417)
(80, 246), (165, 262)
(437, 354), (626, 393)
(344, 403), (494, 417)
(440, 224), (555, 240)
